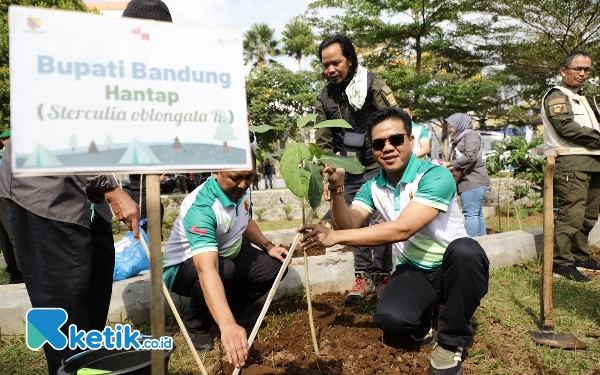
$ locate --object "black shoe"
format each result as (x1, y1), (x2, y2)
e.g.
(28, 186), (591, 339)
(575, 259), (600, 272)
(553, 265), (591, 283)
(188, 331), (214, 351)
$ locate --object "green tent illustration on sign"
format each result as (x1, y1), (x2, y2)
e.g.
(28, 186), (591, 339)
(23, 145), (63, 167)
(118, 139), (161, 165)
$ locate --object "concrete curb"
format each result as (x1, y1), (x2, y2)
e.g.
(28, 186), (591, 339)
(2, 226), (600, 334)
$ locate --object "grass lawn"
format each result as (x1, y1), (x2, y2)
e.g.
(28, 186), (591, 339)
(486, 212), (543, 233)
(255, 219), (304, 232)
(2, 257), (600, 374)
(0, 267), (8, 286)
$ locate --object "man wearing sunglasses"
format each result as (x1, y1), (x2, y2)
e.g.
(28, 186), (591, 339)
(299, 107), (489, 375)
(314, 34), (397, 304)
(541, 50), (600, 282)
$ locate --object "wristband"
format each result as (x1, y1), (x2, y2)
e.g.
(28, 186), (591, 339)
(327, 185), (344, 193)
(262, 240), (275, 250)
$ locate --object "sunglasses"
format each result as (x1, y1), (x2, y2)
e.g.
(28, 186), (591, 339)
(371, 134), (406, 151)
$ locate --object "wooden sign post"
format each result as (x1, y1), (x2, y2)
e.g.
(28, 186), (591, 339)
(146, 175), (165, 375)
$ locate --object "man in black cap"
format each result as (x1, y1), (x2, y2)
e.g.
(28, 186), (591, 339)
(122, 0), (172, 21)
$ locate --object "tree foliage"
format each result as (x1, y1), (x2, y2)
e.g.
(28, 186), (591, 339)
(243, 23), (279, 66)
(282, 17), (316, 71)
(245, 63), (322, 151)
(479, 0), (600, 105)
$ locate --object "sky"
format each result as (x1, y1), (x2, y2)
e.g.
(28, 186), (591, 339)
(104, 0), (318, 72)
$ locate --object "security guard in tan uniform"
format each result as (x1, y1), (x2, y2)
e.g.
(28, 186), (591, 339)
(541, 50), (600, 282)
(314, 34), (396, 303)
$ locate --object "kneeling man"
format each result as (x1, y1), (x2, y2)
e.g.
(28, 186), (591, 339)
(162, 157), (288, 368)
(300, 107), (489, 375)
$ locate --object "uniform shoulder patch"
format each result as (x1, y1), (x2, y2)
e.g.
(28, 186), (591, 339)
(550, 103), (565, 115)
(380, 85), (397, 107)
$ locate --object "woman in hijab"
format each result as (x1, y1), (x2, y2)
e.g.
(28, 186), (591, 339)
(443, 113), (491, 237)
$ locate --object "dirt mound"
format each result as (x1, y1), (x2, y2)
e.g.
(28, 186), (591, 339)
(222, 293), (434, 374)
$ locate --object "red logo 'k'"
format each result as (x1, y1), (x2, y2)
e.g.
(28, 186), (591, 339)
(190, 226), (207, 235)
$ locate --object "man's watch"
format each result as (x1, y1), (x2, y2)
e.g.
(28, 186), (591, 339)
(262, 240), (275, 251)
(327, 185), (344, 193)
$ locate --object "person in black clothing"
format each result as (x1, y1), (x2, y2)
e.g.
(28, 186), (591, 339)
(314, 34), (396, 304)
(263, 159), (273, 189)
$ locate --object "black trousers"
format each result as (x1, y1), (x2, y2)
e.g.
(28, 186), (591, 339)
(171, 244), (284, 333)
(374, 238), (489, 348)
(323, 168), (393, 281)
(9, 201), (115, 375)
(0, 197), (21, 281)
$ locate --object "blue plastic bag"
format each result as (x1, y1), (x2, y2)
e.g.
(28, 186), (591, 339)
(113, 225), (150, 282)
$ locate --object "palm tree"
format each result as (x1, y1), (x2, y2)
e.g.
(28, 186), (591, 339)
(243, 23), (279, 66)
(282, 18), (315, 72)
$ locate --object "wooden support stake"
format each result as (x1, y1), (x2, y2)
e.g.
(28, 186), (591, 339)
(541, 156), (555, 328)
(139, 237), (209, 375)
(304, 250), (319, 355)
(232, 233), (301, 375)
(513, 196), (522, 231)
(146, 175), (165, 375)
(507, 171), (511, 230)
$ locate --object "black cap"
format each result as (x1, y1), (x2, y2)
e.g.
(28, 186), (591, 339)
(122, 0), (172, 22)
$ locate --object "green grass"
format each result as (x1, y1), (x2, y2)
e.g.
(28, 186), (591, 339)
(256, 219), (304, 232)
(486, 212), (543, 233)
(466, 257), (600, 374)
(0, 267), (9, 285)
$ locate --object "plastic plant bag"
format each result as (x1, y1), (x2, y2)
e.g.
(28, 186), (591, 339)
(113, 221), (150, 282)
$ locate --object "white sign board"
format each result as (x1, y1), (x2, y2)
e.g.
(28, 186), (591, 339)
(9, 6), (251, 175)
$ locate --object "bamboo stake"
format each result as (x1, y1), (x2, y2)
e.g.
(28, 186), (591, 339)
(139, 237), (209, 375)
(513, 195), (523, 231)
(497, 174), (502, 232)
(232, 233), (301, 375)
(507, 170), (511, 230)
(304, 249), (319, 355)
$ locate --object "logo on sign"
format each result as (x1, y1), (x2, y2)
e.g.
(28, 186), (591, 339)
(132, 27), (150, 41)
(26, 17), (43, 33)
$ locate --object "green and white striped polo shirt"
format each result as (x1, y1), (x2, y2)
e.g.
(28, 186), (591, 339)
(162, 176), (251, 289)
(353, 154), (467, 270)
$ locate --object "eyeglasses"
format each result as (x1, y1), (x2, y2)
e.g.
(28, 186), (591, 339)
(567, 67), (593, 74)
(371, 134), (406, 151)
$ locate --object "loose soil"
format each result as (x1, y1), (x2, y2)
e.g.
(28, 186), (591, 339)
(219, 293), (437, 375)
(279, 244), (353, 258)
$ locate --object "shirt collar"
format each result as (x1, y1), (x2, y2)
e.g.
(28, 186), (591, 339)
(560, 82), (584, 95)
(375, 153), (420, 188)
(207, 176), (245, 208)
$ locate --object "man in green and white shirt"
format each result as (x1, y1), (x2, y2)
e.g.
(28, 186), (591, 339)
(299, 108), (489, 375)
(163, 162), (288, 368)
(402, 104), (430, 159)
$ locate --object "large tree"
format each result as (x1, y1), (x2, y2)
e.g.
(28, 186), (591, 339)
(0, 0), (90, 131)
(479, 0), (600, 110)
(243, 23), (279, 66)
(282, 17), (316, 72)
(307, 0), (486, 110)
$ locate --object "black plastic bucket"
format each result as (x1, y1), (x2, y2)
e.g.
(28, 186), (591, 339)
(57, 344), (175, 375)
